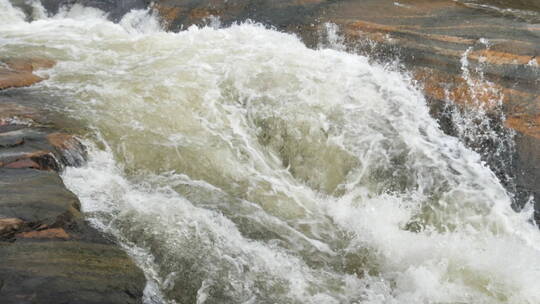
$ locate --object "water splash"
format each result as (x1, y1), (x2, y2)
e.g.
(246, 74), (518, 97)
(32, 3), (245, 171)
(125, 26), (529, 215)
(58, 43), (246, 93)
(439, 43), (522, 206)
(318, 23), (346, 51)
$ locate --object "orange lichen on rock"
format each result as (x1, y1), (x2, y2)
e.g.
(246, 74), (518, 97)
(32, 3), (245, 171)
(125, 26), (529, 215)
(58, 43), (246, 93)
(47, 133), (79, 151)
(468, 50), (535, 65)
(505, 114), (540, 139)
(153, 3), (182, 25)
(16, 228), (70, 240)
(347, 20), (401, 34)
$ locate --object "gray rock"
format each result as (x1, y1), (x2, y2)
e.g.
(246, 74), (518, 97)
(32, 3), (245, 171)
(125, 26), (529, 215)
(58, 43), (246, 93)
(0, 168), (147, 303)
(40, 0), (150, 21)
(0, 168), (80, 228)
(0, 241), (145, 304)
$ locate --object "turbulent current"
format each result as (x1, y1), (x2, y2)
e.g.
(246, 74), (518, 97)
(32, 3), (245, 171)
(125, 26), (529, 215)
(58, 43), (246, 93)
(2, 1), (540, 303)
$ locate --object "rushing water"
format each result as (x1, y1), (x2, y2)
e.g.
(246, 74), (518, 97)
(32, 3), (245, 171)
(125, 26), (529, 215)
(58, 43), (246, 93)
(2, 1), (540, 303)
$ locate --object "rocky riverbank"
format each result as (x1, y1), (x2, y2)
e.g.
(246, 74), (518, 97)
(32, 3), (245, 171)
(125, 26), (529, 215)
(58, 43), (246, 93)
(0, 58), (145, 303)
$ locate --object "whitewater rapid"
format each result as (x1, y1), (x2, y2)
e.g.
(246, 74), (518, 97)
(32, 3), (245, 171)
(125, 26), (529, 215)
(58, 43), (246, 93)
(1, 1), (540, 303)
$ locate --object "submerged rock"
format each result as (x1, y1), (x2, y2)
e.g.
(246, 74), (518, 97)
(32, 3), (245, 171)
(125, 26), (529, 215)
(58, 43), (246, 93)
(0, 58), (55, 90)
(3, 58), (55, 73)
(0, 69), (42, 91)
(0, 103), (39, 125)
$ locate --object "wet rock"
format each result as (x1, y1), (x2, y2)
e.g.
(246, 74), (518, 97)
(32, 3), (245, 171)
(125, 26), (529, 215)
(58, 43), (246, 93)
(0, 133), (61, 171)
(47, 132), (87, 167)
(0, 169), (81, 229)
(514, 132), (540, 220)
(0, 241), (145, 304)
(463, 0), (540, 16)
(0, 135), (24, 148)
(3, 159), (41, 169)
(0, 167), (147, 302)
(0, 168), (102, 242)
(151, 0), (325, 32)
(40, 0), (149, 21)
(0, 128), (86, 171)
(0, 103), (38, 126)
(0, 70), (42, 91)
(3, 58), (56, 73)
(0, 101), (87, 167)
(47, 132), (79, 150)
(0, 218), (25, 238)
(0, 58), (55, 90)
(12, 151), (59, 171)
(16, 228), (70, 240)
(506, 113), (540, 139)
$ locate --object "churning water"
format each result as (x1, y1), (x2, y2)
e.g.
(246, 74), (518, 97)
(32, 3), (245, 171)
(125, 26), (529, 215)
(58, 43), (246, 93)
(1, 1), (540, 303)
